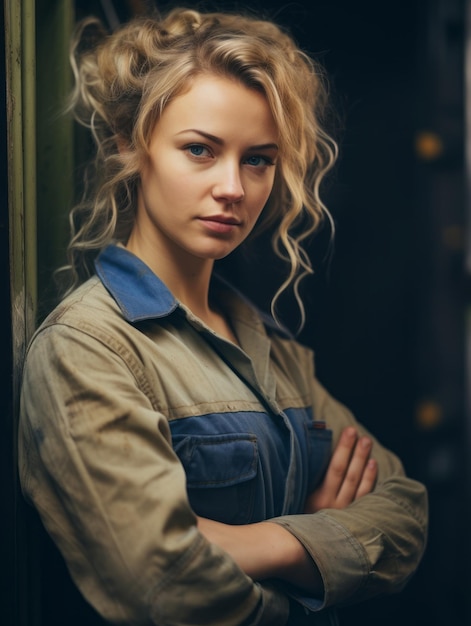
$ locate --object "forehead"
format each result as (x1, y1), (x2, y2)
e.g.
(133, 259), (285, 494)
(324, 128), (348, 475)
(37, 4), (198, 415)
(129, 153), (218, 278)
(154, 74), (279, 142)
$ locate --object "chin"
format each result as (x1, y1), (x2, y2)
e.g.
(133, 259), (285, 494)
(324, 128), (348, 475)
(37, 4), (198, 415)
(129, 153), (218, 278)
(194, 245), (239, 261)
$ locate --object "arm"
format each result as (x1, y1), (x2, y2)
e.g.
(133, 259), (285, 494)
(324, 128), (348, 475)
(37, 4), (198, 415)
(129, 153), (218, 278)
(18, 324), (289, 626)
(197, 517), (323, 594)
(197, 425), (378, 594)
(197, 381), (427, 610)
(271, 378), (428, 609)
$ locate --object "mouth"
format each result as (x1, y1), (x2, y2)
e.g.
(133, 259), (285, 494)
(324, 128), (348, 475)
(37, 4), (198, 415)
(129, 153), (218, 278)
(200, 215), (241, 225)
(198, 215), (242, 234)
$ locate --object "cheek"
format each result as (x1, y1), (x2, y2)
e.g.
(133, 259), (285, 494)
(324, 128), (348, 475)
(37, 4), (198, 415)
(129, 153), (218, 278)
(142, 162), (181, 204)
(254, 178), (276, 212)
(140, 159), (163, 199)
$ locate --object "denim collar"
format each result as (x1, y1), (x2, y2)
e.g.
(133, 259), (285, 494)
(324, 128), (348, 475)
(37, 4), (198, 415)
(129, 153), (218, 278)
(94, 243), (291, 339)
(94, 244), (179, 322)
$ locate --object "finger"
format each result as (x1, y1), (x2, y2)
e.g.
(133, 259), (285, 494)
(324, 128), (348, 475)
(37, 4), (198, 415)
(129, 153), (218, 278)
(355, 458), (378, 499)
(321, 427), (358, 495)
(335, 436), (373, 506)
(303, 428), (358, 513)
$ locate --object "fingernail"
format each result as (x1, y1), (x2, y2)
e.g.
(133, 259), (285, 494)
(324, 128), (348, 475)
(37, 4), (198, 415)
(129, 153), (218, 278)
(361, 437), (372, 449)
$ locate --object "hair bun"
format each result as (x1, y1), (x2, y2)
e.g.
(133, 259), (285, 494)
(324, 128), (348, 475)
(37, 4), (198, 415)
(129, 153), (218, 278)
(74, 17), (108, 56)
(162, 9), (206, 36)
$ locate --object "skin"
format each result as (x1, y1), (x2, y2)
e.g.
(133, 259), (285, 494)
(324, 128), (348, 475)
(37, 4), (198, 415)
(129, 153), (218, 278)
(126, 73), (279, 338)
(126, 73), (378, 595)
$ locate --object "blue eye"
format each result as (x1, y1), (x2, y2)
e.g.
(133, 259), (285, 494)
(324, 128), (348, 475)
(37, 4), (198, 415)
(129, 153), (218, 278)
(245, 155), (273, 167)
(187, 144), (209, 157)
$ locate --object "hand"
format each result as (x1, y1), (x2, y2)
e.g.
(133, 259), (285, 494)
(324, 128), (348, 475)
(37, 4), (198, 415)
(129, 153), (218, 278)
(304, 426), (377, 513)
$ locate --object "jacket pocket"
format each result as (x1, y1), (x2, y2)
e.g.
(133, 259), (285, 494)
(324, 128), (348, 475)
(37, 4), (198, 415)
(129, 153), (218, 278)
(304, 421), (332, 492)
(172, 433), (259, 524)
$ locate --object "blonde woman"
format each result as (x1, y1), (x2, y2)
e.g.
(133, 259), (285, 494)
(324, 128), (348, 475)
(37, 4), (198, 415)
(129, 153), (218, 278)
(19, 7), (427, 625)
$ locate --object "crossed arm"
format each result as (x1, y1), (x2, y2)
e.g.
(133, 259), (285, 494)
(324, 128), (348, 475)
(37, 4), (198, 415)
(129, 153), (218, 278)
(197, 426), (377, 594)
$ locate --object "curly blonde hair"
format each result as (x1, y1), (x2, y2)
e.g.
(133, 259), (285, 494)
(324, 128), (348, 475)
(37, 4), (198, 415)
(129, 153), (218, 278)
(64, 6), (337, 327)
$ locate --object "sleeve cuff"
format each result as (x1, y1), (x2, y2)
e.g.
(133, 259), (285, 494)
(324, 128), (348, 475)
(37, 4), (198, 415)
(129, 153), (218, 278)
(270, 511), (369, 608)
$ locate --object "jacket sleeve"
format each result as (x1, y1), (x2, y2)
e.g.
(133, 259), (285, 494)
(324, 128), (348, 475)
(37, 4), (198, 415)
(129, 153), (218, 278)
(271, 376), (428, 610)
(18, 323), (290, 626)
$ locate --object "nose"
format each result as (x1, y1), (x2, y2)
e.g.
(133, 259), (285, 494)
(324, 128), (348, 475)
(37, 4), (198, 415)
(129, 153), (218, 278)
(212, 160), (245, 204)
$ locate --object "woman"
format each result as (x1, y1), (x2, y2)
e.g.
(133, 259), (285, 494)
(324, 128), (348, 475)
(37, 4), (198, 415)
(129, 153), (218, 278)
(19, 7), (428, 625)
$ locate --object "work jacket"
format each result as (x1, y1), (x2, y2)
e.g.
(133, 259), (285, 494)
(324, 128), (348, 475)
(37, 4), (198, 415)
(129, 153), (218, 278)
(19, 244), (428, 625)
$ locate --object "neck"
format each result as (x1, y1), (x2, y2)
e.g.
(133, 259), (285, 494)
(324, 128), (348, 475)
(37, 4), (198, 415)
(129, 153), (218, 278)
(170, 265), (215, 320)
(125, 239), (239, 344)
(125, 239), (214, 315)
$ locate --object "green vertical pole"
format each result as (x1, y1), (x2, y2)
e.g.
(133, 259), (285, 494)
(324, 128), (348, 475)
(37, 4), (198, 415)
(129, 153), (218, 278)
(23, 0), (38, 331)
(6, 0), (76, 623)
(6, 0), (38, 337)
(5, 0), (37, 366)
(4, 0), (39, 624)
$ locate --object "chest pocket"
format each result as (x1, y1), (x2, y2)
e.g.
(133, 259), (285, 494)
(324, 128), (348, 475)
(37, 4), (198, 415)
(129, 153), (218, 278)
(172, 433), (260, 524)
(304, 420), (332, 493)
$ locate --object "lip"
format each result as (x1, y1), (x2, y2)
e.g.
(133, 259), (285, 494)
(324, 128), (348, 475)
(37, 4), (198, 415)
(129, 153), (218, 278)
(198, 215), (242, 234)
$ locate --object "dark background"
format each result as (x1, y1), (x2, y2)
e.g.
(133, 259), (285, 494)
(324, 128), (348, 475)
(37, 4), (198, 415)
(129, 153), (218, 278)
(2, 0), (469, 624)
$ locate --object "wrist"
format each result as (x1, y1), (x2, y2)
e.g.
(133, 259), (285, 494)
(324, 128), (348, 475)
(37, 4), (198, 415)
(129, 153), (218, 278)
(261, 522), (324, 595)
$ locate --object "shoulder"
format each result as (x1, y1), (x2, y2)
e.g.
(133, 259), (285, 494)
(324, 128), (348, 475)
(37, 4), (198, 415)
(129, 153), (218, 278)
(39, 277), (121, 330)
(26, 277), (135, 365)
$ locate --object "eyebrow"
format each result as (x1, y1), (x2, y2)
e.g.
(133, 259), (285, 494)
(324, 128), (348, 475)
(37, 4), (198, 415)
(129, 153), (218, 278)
(177, 129), (279, 151)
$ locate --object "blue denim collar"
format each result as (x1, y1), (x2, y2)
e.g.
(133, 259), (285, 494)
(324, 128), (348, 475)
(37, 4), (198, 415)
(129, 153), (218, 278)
(94, 244), (179, 322)
(94, 243), (292, 339)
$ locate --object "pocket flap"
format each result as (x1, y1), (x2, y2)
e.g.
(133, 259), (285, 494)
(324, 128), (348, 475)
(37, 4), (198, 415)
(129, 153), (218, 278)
(173, 433), (258, 488)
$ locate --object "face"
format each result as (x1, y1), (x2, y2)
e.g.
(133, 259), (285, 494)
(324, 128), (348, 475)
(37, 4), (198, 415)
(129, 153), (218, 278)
(128, 74), (279, 274)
